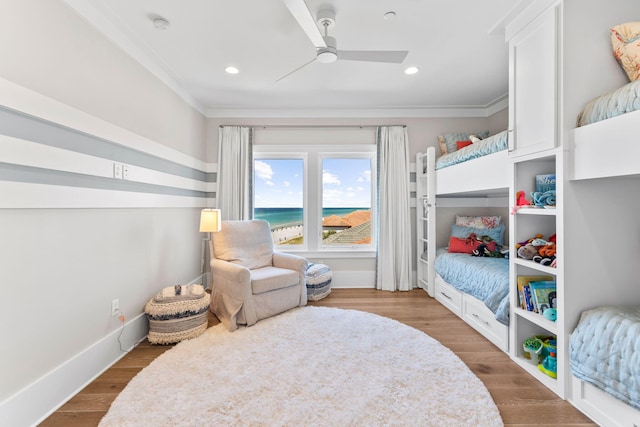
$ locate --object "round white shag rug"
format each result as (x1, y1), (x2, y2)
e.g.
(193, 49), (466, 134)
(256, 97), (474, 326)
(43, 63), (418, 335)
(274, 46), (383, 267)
(100, 306), (503, 427)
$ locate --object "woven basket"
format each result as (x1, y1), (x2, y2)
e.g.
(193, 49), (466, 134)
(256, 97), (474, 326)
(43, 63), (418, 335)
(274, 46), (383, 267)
(145, 285), (210, 344)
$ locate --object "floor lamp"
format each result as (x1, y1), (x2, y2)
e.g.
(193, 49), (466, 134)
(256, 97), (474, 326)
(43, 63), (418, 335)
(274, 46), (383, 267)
(199, 209), (221, 289)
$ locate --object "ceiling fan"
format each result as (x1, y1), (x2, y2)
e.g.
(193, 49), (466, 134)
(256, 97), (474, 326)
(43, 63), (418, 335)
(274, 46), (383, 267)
(278, 0), (409, 82)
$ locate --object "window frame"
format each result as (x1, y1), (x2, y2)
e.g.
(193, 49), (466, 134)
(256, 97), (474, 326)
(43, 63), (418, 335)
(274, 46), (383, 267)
(253, 144), (376, 258)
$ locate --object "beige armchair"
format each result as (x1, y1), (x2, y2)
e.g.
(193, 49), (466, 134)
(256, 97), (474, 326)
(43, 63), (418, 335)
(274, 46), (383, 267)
(208, 219), (308, 331)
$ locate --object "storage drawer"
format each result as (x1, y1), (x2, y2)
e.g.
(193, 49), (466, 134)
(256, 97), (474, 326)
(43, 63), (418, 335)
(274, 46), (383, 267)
(434, 275), (462, 316)
(462, 296), (509, 352)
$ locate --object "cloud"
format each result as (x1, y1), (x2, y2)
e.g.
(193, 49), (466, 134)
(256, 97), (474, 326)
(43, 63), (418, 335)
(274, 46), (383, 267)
(323, 170), (341, 185)
(255, 160), (274, 181)
(358, 170), (371, 183)
(283, 181), (290, 187)
(266, 181), (274, 186)
(323, 188), (345, 205)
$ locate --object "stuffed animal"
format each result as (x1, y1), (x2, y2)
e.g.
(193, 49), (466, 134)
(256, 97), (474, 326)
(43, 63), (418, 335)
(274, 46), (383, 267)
(543, 308), (557, 321)
(516, 233), (557, 267)
(511, 190), (532, 214)
(517, 243), (539, 260)
(531, 190), (556, 207)
(516, 234), (544, 250)
(473, 243), (505, 258)
(516, 190), (531, 206)
(538, 243), (556, 258)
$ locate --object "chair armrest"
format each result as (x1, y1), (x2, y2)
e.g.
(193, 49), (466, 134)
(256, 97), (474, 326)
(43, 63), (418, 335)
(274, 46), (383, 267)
(210, 259), (252, 299)
(273, 251), (308, 274)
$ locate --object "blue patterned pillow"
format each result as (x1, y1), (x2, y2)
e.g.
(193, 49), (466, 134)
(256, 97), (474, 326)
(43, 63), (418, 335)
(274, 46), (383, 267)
(451, 223), (505, 246)
(438, 131), (490, 155)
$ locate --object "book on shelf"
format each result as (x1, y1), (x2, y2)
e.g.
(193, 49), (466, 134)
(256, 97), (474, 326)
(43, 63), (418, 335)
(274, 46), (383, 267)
(535, 174), (556, 193)
(517, 275), (553, 312)
(529, 280), (557, 314)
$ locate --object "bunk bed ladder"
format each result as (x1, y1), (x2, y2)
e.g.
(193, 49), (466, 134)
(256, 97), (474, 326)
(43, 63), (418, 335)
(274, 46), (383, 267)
(416, 147), (436, 296)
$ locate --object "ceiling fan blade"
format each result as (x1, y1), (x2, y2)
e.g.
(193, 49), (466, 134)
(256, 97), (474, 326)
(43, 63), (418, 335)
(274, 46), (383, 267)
(276, 57), (317, 83)
(337, 50), (409, 64)
(282, 0), (326, 48)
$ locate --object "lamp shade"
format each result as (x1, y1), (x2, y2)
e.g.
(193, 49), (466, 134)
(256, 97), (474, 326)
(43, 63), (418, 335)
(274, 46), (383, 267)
(199, 209), (221, 233)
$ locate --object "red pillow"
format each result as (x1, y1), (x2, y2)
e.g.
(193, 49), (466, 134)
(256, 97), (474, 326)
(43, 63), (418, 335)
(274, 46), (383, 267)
(449, 236), (496, 254)
(456, 140), (473, 150)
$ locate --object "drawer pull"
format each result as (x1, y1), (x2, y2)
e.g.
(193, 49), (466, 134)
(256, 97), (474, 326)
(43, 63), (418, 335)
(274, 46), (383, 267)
(440, 292), (452, 300)
(472, 313), (490, 326)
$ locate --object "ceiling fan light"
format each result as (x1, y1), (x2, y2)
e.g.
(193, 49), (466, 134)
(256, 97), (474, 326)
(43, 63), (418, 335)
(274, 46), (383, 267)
(225, 66), (239, 74)
(317, 50), (337, 63)
(404, 66), (419, 75)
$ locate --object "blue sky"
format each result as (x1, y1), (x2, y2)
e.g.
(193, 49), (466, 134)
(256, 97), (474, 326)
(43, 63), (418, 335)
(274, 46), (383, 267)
(254, 158), (371, 208)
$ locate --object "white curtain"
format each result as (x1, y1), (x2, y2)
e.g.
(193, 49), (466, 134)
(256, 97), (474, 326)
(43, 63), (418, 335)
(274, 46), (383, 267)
(376, 126), (412, 291)
(217, 126), (252, 220)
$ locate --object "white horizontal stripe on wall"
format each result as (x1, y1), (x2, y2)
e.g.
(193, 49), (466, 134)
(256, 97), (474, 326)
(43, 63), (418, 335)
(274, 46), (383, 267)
(0, 76), (208, 172)
(1, 135), (215, 193)
(0, 181), (215, 209)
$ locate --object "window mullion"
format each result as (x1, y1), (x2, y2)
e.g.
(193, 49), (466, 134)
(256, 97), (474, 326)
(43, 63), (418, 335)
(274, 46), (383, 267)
(306, 152), (321, 251)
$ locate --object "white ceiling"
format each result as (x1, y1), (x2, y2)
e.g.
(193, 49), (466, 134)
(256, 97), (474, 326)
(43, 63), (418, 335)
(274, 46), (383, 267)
(64, 0), (523, 117)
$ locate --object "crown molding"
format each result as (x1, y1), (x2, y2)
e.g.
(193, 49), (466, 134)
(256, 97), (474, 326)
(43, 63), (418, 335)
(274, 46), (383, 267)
(205, 95), (509, 119)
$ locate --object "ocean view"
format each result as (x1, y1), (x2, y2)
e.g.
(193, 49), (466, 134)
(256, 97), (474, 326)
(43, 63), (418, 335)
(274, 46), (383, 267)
(254, 207), (369, 229)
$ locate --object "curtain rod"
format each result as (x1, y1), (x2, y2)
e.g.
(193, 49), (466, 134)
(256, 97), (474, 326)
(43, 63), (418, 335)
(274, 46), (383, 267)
(219, 125), (406, 129)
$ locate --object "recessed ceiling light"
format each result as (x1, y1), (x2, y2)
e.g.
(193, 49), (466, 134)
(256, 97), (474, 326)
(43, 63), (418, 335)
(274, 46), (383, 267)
(404, 66), (419, 75)
(152, 17), (170, 30)
(384, 11), (396, 20)
(225, 66), (239, 75)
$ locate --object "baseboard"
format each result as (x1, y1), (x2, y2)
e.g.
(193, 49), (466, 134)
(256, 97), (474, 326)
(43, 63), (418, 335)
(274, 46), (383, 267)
(0, 313), (148, 427)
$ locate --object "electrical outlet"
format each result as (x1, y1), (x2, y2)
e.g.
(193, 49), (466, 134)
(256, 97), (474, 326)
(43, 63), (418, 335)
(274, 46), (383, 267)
(122, 165), (129, 180)
(111, 299), (119, 317)
(113, 163), (123, 179)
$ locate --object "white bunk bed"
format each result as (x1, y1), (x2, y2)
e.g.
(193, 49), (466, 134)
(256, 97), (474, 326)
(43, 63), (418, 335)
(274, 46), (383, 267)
(568, 81), (640, 425)
(572, 80), (640, 180)
(416, 132), (510, 352)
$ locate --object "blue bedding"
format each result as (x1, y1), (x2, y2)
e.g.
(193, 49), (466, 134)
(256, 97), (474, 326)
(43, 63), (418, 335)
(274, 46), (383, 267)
(569, 305), (640, 410)
(435, 130), (508, 170)
(577, 79), (640, 127)
(434, 248), (510, 325)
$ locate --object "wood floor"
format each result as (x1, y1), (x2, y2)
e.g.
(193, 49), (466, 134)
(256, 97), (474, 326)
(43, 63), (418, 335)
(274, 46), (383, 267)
(41, 288), (595, 426)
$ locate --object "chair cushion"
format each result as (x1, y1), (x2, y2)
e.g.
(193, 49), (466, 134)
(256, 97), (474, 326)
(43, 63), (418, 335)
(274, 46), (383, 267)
(251, 266), (300, 294)
(213, 220), (274, 269)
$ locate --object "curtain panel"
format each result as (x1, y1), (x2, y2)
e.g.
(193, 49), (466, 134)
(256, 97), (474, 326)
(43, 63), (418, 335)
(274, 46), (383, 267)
(217, 126), (253, 220)
(376, 126), (412, 291)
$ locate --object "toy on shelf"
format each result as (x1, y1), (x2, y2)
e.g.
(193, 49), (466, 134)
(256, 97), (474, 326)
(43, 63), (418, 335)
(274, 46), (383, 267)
(523, 336), (557, 377)
(531, 190), (556, 208)
(522, 337), (544, 365)
(543, 308), (557, 321)
(538, 337), (558, 379)
(516, 233), (557, 267)
(511, 190), (532, 214)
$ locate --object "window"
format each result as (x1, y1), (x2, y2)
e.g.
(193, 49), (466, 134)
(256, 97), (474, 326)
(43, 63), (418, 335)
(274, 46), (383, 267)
(253, 145), (376, 254)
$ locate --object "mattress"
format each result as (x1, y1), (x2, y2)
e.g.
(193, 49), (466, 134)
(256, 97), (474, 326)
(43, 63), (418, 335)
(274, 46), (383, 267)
(569, 305), (640, 410)
(576, 79), (640, 127)
(435, 130), (508, 170)
(434, 249), (510, 325)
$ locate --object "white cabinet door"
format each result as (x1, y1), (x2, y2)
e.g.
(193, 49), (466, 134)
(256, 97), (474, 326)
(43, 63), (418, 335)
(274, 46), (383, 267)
(509, 6), (558, 157)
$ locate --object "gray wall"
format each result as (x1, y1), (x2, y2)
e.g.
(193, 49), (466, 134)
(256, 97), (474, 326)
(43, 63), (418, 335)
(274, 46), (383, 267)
(0, 1), (208, 425)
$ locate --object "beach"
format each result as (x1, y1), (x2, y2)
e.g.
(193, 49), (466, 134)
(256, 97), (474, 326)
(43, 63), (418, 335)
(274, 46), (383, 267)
(268, 209), (371, 244)
(271, 224), (303, 243)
